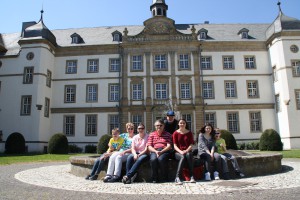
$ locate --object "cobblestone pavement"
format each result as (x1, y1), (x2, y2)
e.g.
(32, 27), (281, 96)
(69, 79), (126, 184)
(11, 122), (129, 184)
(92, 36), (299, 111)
(0, 159), (300, 200)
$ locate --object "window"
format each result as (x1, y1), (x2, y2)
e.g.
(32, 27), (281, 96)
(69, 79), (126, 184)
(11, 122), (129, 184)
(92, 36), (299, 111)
(275, 94), (281, 113)
(247, 80), (259, 98)
(292, 60), (300, 77)
(180, 83), (191, 99)
(201, 56), (212, 70)
(132, 114), (143, 133)
(179, 54), (189, 70)
(200, 32), (207, 40)
(223, 56), (234, 69)
(244, 56), (256, 69)
(132, 55), (143, 71)
(205, 112), (216, 128)
(64, 85), (76, 103)
(154, 54), (167, 70)
(295, 90), (300, 110)
(87, 59), (99, 73)
(71, 36), (78, 44)
(203, 81), (214, 99)
(86, 115), (97, 136)
(23, 67), (34, 84)
(109, 84), (120, 102)
(273, 66), (278, 82)
(64, 115), (75, 136)
(113, 34), (120, 42)
(249, 111), (262, 132)
(225, 81), (237, 98)
(182, 113), (192, 131)
(66, 60), (77, 74)
(44, 97), (50, 118)
(86, 84), (98, 102)
(110, 59), (120, 72)
(132, 83), (143, 100)
(241, 32), (248, 39)
(155, 83), (168, 99)
(21, 95), (32, 115)
(227, 112), (239, 133)
(46, 70), (52, 87)
(109, 115), (119, 131)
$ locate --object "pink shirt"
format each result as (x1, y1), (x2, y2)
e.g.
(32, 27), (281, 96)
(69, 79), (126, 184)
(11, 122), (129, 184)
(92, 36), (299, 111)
(132, 133), (149, 153)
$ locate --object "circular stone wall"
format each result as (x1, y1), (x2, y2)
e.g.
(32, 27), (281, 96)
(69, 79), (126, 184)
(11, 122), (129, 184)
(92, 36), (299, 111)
(70, 150), (283, 181)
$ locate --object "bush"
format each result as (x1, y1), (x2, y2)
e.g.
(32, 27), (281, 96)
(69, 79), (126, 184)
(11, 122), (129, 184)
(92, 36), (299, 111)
(246, 141), (260, 150)
(259, 129), (283, 151)
(68, 144), (82, 153)
(97, 134), (111, 154)
(85, 144), (97, 153)
(237, 142), (246, 150)
(5, 132), (26, 154)
(48, 133), (69, 154)
(220, 129), (238, 150)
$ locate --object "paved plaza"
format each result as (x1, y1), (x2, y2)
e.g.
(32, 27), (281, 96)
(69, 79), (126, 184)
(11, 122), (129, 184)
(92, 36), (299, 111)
(0, 158), (300, 199)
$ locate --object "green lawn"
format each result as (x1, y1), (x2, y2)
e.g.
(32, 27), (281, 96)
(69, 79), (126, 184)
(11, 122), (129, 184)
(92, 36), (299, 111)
(0, 153), (90, 165)
(245, 149), (300, 158)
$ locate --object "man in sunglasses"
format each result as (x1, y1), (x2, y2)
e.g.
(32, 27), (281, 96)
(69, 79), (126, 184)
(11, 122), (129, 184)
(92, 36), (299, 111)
(164, 110), (179, 135)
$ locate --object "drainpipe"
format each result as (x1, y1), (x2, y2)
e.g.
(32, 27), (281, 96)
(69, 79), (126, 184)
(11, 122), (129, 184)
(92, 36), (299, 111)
(198, 43), (205, 124)
(118, 42), (123, 129)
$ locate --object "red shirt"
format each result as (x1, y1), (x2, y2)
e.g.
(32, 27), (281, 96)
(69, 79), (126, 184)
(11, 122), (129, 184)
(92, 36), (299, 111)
(172, 130), (194, 150)
(147, 131), (172, 149)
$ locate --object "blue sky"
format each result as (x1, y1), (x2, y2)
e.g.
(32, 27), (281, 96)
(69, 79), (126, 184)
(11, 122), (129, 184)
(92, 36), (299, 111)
(1, 0), (300, 34)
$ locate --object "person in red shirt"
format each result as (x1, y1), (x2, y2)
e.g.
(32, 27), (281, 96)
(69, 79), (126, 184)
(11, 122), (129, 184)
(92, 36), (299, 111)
(172, 119), (195, 185)
(147, 119), (172, 183)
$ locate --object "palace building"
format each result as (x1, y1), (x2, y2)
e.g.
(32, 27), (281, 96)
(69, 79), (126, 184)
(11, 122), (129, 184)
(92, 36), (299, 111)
(0, 0), (300, 151)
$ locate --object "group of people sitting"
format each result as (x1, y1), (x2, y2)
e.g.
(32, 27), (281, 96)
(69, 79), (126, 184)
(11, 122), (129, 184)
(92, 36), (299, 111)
(85, 110), (245, 184)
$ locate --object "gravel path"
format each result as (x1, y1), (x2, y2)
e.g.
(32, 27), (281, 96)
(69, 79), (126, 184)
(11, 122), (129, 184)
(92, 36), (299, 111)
(0, 159), (300, 200)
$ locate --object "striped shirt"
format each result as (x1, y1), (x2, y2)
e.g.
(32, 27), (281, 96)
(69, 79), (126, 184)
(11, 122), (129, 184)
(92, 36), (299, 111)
(147, 131), (172, 149)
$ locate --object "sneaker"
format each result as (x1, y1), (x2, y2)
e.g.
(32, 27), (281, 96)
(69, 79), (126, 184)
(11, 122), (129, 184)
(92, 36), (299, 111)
(103, 175), (112, 183)
(122, 175), (131, 184)
(189, 176), (196, 183)
(204, 172), (211, 181)
(175, 177), (183, 185)
(214, 171), (220, 180)
(85, 175), (91, 180)
(236, 171), (245, 178)
(107, 175), (120, 183)
(131, 173), (137, 183)
(89, 175), (98, 180)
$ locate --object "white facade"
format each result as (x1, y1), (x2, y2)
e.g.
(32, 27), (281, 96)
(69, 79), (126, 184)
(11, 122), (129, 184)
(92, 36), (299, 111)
(0, 1), (300, 152)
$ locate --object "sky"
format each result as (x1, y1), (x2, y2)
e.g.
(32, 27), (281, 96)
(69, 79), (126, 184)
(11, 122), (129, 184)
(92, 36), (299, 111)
(1, 0), (300, 34)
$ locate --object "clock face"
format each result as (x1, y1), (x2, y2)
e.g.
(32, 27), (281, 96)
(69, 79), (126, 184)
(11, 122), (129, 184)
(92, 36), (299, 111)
(152, 22), (169, 34)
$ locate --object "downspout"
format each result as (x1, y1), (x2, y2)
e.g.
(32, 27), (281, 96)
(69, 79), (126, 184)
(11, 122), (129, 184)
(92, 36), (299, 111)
(118, 42), (123, 129)
(198, 43), (205, 124)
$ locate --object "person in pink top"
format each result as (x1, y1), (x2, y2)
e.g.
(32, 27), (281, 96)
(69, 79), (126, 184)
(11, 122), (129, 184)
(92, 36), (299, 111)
(173, 118), (196, 184)
(122, 123), (149, 184)
(147, 119), (172, 183)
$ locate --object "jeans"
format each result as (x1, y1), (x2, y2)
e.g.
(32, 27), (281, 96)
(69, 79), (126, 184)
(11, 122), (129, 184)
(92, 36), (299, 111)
(106, 151), (130, 177)
(90, 154), (109, 176)
(149, 150), (170, 182)
(174, 152), (194, 178)
(126, 153), (149, 178)
(199, 152), (221, 174)
(220, 153), (241, 173)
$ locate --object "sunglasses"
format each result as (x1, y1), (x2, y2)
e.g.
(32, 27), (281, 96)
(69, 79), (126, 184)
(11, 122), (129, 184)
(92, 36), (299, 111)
(127, 128), (134, 130)
(138, 127), (144, 130)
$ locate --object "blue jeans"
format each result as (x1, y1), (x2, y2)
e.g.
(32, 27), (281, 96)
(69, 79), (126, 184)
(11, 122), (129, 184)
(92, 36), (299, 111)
(220, 153), (241, 173)
(199, 152), (221, 174)
(90, 154), (109, 176)
(126, 153), (149, 178)
(150, 150), (170, 182)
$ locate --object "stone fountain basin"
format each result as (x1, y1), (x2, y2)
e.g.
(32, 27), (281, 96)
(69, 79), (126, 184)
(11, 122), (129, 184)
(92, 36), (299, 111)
(69, 150), (282, 181)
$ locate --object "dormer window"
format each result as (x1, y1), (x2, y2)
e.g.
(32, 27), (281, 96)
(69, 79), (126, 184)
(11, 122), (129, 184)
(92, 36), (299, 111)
(198, 28), (208, 40)
(112, 31), (122, 42)
(238, 28), (249, 39)
(70, 33), (84, 44)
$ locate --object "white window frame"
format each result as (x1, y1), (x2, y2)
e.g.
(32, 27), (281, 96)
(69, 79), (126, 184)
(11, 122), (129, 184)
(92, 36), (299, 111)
(109, 58), (120, 72)
(132, 83), (143, 100)
(155, 83), (168, 100)
(292, 60), (300, 77)
(132, 55), (143, 71)
(225, 81), (237, 98)
(179, 54), (189, 70)
(227, 112), (239, 133)
(247, 80), (259, 98)
(182, 113), (192, 131)
(223, 56), (234, 69)
(244, 56), (256, 69)
(249, 111), (262, 132)
(201, 56), (212, 70)
(180, 82), (191, 99)
(203, 81), (214, 99)
(85, 114), (97, 136)
(295, 90), (300, 110)
(21, 95), (32, 116)
(205, 112), (217, 128)
(109, 84), (120, 102)
(66, 60), (77, 74)
(87, 59), (99, 73)
(154, 54), (167, 70)
(64, 115), (75, 136)
(109, 115), (120, 131)
(65, 85), (76, 103)
(86, 84), (98, 102)
(23, 67), (34, 84)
